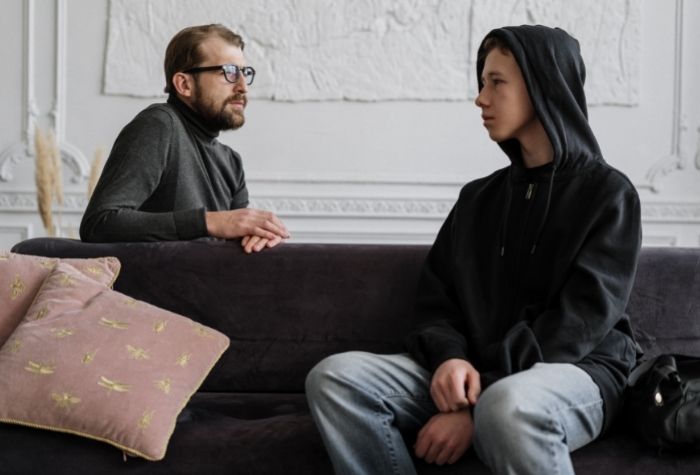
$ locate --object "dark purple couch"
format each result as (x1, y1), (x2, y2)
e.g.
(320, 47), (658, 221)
(3, 238), (700, 474)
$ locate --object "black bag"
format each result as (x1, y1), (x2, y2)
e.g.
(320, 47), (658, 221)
(624, 354), (700, 451)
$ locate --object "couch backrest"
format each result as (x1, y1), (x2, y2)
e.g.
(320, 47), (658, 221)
(10, 239), (700, 393)
(11, 239), (428, 392)
(626, 247), (700, 358)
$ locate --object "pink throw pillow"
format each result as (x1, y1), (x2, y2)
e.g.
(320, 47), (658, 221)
(0, 262), (230, 460)
(0, 251), (120, 348)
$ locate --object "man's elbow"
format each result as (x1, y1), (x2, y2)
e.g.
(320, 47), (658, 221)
(79, 212), (114, 243)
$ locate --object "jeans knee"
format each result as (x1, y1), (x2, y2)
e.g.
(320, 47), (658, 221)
(474, 382), (518, 432)
(305, 352), (364, 401)
(473, 380), (552, 457)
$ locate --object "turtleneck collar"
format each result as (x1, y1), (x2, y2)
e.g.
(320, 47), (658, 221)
(167, 94), (220, 140)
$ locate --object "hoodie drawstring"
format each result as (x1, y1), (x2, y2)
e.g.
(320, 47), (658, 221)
(499, 169), (513, 257)
(530, 165), (557, 254)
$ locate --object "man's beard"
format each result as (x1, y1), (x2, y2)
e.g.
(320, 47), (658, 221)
(191, 89), (246, 131)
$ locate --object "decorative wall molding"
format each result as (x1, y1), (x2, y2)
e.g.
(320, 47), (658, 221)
(642, 235), (678, 247)
(695, 126), (700, 170)
(642, 0), (694, 192)
(0, 0), (88, 184)
(0, 224), (32, 243)
(250, 197), (454, 218)
(0, 143), (30, 182)
(640, 202), (700, 222)
(0, 0), (37, 183)
(2, 186), (699, 224)
(0, 191), (89, 212)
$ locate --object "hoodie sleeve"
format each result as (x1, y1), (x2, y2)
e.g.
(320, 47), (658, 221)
(492, 187), (641, 376)
(79, 109), (208, 243)
(405, 206), (470, 372)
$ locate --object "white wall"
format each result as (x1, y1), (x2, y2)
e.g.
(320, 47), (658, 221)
(1, 0), (699, 250)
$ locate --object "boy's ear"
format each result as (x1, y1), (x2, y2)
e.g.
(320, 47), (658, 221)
(172, 72), (194, 98)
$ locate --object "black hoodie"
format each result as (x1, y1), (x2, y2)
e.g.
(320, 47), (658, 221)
(405, 25), (642, 431)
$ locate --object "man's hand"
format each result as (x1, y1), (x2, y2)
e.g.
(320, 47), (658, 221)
(205, 209), (289, 241)
(241, 234), (283, 254)
(414, 410), (474, 465)
(430, 359), (481, 412)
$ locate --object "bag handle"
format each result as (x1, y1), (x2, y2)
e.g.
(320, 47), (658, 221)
(628, 354), (679, 387)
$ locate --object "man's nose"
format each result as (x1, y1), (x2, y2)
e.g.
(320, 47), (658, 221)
(234, 74), (248, 93)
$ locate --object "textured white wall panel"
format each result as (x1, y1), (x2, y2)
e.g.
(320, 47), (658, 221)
(468, 0), (640, 105)
(104, 0), (639, 104)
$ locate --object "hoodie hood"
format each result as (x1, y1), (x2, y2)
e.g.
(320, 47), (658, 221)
(476, 25), (602, 172)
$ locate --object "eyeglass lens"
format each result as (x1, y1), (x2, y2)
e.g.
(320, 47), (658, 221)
(223, 65), (255, 85)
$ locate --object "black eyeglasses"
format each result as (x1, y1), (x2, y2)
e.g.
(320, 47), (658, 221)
(183, 64), (256, 85)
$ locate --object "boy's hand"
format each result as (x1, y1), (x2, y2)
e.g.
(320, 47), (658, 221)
(414, 410), (474, 465)
(430, 358), (481, 412)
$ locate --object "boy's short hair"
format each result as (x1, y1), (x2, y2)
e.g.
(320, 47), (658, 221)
(477, 35), (511, 64)
(163, 24), (245, 94)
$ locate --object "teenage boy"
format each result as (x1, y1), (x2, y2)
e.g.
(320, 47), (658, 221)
(306, 25), (641, 475)
(80, 24), (289, 253)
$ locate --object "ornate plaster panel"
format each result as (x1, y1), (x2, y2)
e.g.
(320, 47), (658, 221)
(104, 0), (639, 104)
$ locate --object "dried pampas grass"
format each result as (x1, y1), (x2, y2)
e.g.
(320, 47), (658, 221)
(50, 130), (64, 207)
(87, 147), (105, 200)
(34, 127), (63, 236)
(34, 127), (55, 236)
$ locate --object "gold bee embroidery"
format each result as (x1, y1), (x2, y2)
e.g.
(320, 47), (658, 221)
(175, 353), (192, 367)
(154, 377), (172, 394)
(52, 392), (81, 409)
(58, 274), (75, 287)
(51, 328), (75, 338)
(25, 361), (55, 375)
(98, 376), (131, 393)
(154, 321), (167, 333)
(138, 410), (154, 430)
(126, 345), (150, 360)
(99, 318), (129, 330)
(123, 297), (137, 307)
(192, 325), (213, 338)
(39, 259), (55, 269)
(84, 265), (102, 276)
(0, 253), (9, 261)
(31, 306), (49, 321)
(10, 275), (25, 300)
(3, 338), (22, 354)
(82, 350), (98, 364)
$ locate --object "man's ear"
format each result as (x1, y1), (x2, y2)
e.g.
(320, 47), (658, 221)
(172, 72), (194, 98)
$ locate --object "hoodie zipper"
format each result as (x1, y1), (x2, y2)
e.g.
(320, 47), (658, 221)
(509, 182), (538, 321)
(517, 183), (538, 258)
(525, 183), (535, 200)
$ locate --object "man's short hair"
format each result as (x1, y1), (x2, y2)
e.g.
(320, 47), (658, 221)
(163, 24), (245, 94)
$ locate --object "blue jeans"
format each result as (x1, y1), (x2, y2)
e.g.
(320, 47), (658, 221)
(306, 352), (603, 475)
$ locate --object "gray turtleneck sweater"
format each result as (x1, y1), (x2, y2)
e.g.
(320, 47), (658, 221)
(80, 95), (249, 242)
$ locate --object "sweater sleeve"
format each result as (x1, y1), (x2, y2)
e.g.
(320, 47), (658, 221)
(493, 187), (642, 376)
(405, 206), (470, 372)
(229, 151), (249, 209)
(79, 109), (207, 242)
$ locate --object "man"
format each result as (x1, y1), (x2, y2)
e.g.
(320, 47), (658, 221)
(306, 25), (641, 474)
(80, 24), (289, 253)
